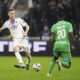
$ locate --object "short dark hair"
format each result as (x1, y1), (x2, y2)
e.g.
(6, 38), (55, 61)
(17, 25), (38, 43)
(7, 8), (14, 13)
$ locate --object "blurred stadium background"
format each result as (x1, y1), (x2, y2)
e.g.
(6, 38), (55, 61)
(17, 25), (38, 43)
(0, 0), (80, 56)
(0, 0), (80, 80)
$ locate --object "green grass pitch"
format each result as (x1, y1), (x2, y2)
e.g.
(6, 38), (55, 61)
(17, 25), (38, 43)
(0, 56), (80, 80)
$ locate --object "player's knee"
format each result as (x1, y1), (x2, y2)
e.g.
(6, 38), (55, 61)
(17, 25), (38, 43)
(27, 52), (31, 58)
(13, 46), (20, 52)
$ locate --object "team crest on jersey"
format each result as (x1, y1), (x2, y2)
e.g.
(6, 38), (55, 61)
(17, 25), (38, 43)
(10, 24), (17, 29)
(10, 21), (18, 29)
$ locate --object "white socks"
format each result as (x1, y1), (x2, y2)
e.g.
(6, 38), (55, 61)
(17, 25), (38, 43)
(15, 52), (24, 64)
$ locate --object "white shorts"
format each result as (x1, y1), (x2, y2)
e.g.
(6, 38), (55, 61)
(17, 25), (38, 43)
(13, 37), (31, 53)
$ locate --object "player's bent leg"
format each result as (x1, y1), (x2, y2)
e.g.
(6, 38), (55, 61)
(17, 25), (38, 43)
(23, 46), (31, 70)
(25, 51), (31, 70)
(13, 46), (25, 68)
(22, 38), (31, 70)
(61, 51), (71, 68)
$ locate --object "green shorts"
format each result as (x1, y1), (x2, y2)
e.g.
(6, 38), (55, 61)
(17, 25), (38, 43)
(53, 51), (71, 62)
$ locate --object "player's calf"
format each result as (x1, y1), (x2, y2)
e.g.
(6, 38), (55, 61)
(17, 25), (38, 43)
(56, 60), (62, 71)
(25, 52), (31, 71)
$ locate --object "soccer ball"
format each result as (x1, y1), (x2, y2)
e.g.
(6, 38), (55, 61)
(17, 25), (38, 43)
(33, 63), (41, 72)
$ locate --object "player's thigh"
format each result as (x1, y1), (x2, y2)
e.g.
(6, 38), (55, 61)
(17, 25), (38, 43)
(53, 51), (60, 60)
(61, 51), (71, 62)
(13, 39), (21, 52)
(22, 38), (31, 53)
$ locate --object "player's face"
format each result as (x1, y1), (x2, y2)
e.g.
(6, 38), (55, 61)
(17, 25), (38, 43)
(8, 11), (15, 19)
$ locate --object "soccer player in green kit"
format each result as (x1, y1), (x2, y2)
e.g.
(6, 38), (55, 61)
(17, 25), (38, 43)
(47, 15), (75, 76)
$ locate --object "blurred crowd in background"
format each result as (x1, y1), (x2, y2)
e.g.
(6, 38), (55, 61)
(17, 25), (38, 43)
(0, 0), (80, 41)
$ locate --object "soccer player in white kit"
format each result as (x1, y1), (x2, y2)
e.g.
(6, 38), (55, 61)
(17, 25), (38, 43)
(0, 8), (31, 70)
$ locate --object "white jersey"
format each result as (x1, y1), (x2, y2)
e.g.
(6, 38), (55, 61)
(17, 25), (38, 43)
(3, 18), (27, 39)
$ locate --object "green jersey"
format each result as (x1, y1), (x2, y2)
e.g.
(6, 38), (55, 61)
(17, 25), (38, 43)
(51, 20), (73, 51)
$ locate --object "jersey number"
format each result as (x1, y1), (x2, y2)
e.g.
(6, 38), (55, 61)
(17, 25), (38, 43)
(57, 29), (66, 39)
